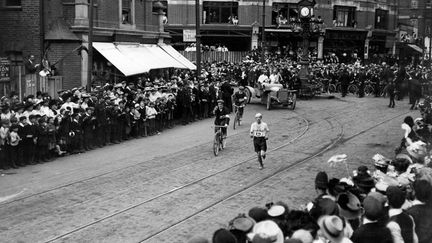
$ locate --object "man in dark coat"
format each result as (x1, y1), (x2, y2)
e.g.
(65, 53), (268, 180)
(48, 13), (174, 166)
(82, 107), (96, 150)
(220, 80), (233, 113)
(351, 194), (393, 243)
(339, 68), (350, 97)
(22, 115), (38, 165)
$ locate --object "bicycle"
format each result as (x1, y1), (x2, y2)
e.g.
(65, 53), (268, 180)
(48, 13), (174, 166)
(233, 104), (245, 130)
(213, 125), (227, 156)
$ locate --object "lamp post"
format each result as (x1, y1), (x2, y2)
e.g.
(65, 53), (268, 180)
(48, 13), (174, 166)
(297, 0), (316, 82)
(195, 0), (201, 78)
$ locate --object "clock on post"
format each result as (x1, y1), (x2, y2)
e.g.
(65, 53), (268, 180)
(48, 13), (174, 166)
(298, 0), (316, 19)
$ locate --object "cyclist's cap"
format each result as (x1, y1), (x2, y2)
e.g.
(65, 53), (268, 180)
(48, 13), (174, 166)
(239, 86), (245, 90)
(217, 99), (224, 104)
(255, 113), (262, 118)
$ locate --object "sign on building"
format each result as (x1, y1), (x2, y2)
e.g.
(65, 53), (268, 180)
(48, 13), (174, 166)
(183, 29), (196, 42)
(0, 57), (10, 82)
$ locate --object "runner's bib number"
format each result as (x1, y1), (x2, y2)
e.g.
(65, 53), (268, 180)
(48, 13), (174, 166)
(254, 131), (264, 137)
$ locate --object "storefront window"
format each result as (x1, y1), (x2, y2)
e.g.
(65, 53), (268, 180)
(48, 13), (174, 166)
(375, 9), (388, 29)
(203, 1), (238, 24)
(333, 6), (356, 27)
(271, 3), (298, 25)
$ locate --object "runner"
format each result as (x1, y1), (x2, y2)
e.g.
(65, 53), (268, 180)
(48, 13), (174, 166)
(250, 113), (269, 169)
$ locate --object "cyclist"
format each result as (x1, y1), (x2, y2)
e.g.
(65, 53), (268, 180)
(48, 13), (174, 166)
(232, 86), (247, 121)
(213, 99), (230, 138)
(250, 113), (269, 169)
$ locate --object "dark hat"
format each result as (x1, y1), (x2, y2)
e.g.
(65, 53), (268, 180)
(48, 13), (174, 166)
(309, 198), (338, 220)
(363, 194), (385, 221)
(337, 192), (362, 219)
(248, 207), (268, 223)
(212, 228), (237, 243)
(315, 171), (329, 189)
(386, 186), (405, 209)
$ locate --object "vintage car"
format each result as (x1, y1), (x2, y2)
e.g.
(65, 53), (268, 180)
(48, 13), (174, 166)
(245, 83), (297, 110)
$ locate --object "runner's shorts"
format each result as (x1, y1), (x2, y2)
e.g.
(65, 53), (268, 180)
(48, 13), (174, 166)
(253, 137), (267, 152)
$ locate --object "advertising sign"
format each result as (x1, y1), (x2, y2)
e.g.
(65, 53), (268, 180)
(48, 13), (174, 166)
(0, 57), (10, 82)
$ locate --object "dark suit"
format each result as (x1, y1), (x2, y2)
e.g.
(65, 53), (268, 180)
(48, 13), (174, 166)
(351, 222), (393, 243)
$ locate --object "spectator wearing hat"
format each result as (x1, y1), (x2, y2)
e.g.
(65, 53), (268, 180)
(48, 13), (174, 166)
(336, 192), (361, 234)
(248, 207), (269, 223)
(386, 186), (418, 243)
(212, 228), (237, 243)
(199, 84), (210, 119)
(314, 171), (330, 199)
(36, 117), (50, 163)
(318, 215), (353, 243)
(407, 180), (432, 243)
(69, 112), (84, 154)
(228, 214), (255, 242)
(22, 115), (38, 165)
(146, 102), (158, 136)
(0, 119), (10, 169)
(247, 220), (284, 243)
(352, 166), (375, 196)
(351, 194), (392, 243)
(82, 107), (96, 151)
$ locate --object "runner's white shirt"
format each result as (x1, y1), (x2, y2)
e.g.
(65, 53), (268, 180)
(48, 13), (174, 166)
(250, 122), (269, 137)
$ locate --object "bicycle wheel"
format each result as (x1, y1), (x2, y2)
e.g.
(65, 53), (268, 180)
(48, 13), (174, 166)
(213, 132), (220, 156)
(364, 85), (374, 96)
(328, 84), (336, 93)
(336, 84), (342, 93)
(348, 84), (358, 95)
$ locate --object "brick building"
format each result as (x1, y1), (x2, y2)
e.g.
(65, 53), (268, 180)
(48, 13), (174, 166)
(165, 0), (398, 60)
(396, 0), (432, 61)
(0, 0), (169, 97)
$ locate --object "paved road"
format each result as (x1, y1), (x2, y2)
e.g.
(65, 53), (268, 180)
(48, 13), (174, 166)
(0, 96), (417, 243)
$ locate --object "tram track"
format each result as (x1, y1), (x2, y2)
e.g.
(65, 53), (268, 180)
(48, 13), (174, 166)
(43, 114), (311, 243)
(0, 114), (306, 208)
(137, 110), (413, 243)
(1, 102), (413, 243)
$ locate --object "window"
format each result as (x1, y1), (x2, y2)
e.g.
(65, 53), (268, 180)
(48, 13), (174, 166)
(271, 3), (298, 25)
(121, 0), (135, 25)
(333, 6), (356, 27)
(426, 0), (432, 8)
(411, 0), (418, 8)
(375, 9), (388, 29)
(203, 1), (238, 24)
(2, 0), (21, 8)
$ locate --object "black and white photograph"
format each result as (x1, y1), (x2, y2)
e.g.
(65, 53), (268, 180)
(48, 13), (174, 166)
(0, 0), (432, 242)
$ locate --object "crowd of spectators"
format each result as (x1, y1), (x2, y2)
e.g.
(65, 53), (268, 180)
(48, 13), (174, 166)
(2, 51), (432, 170)
(187, 105), (432, 243)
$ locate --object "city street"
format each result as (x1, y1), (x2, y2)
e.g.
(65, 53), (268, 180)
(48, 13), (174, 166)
(0, 96), (418, 243)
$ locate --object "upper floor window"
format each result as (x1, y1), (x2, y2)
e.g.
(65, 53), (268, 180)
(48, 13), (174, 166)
(333, 5), (356, 27)
(271, 3), (298, 26)
(375, 9), (388, 29)
(426, 0), (432, 8)
(121, 0), (135, 25)
(411, 0), (418, 8)
(203, 1), (238, 24)
(2, 0), (21, 8)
